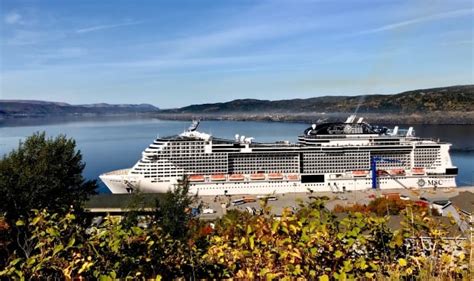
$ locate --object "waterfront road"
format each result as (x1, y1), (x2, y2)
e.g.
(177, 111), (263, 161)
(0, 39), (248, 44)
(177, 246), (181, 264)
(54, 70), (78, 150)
(197, 186), (473, 220)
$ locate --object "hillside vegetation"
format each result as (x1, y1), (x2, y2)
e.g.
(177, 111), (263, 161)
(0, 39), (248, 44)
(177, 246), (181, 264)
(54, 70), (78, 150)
(165, 85), (473, 114)
(0, 100), (159, 117)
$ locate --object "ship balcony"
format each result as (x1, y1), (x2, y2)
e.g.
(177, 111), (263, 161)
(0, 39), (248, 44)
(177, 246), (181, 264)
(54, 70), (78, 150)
(102, 168), (130, 176)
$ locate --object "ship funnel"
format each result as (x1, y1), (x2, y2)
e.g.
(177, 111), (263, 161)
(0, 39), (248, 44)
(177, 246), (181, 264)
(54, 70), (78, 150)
(188, 120), (200, 131)
(392, 126), (399, 136)
(345, 115), (356, 123)
(357, 117), (364, 123)
(312, 124), (316, 130)
(240, 135), (246, 142)
(406, 127), (414, 137)
(235, 134), (239, 141)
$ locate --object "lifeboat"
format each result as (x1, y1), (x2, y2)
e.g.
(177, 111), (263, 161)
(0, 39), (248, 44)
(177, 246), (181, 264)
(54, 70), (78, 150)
(376, 170), (389, 176)
(287, 174), (299, 180)
(412, 168), (425, 175)
(210, 174), (226, 181)
(188, 175), (205, 182)
(389, 169), (405, 176)
(352, 170), (369, 177)
(268, 173), (284, 180)
(243, 196), (256, 203)
(250, 173), (266, 180)
(229, 174), (245, 181)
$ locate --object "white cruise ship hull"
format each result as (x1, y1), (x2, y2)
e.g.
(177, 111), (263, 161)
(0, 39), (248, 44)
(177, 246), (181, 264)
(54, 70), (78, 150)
(100, 171), (457, 195)
(100, 117), (459, 195)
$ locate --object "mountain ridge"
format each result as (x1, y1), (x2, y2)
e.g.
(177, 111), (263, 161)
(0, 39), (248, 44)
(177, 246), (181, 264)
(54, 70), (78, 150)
(0, 101), (159, 117)
(163, 85), (473, 114)
(1, 85), (473, 123)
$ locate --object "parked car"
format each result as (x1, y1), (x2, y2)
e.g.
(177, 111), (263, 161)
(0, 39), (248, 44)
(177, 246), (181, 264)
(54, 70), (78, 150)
(202, 208), (216, 214)
(257, 195), (277, 201)
(231, 199), (245, 206)
(399, 195), (410, 201)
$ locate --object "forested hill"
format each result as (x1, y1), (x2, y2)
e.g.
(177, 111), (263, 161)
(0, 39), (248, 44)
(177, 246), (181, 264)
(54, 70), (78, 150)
(165, 85), (473, 114)
(0, 100), (159, 117)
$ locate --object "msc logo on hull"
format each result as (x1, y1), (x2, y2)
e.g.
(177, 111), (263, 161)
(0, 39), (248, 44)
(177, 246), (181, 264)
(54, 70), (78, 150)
(417, 179), (443, 187)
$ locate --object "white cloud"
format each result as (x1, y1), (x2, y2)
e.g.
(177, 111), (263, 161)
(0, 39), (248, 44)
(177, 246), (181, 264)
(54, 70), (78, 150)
(28, 48), (87, 61)
(356, 8), (474, 35)
(6, 30), (42, 45)
(76, 21), (143, 34)
(159, 22), (319, 58)
(4, 11), (23, 25)
(106, 54), (279, 69)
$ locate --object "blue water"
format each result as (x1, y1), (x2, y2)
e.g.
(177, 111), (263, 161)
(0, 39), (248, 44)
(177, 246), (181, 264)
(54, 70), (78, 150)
(1, 117), (473, 192)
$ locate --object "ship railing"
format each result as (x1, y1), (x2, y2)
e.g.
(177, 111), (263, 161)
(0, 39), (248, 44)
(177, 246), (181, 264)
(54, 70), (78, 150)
(251, 143), (301, 147)
(104, 168), (130, 175)
(300, 135), (442, 142)
(302, 139), (442, 147)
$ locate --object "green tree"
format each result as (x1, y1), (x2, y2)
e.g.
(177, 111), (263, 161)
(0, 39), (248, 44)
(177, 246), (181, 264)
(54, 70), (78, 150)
(0, 132), (97, 222)
(152, 177), (200, 240)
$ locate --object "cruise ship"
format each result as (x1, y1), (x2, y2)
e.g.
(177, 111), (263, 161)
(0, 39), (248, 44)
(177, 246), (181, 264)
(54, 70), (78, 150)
(100, 115), (458, 195)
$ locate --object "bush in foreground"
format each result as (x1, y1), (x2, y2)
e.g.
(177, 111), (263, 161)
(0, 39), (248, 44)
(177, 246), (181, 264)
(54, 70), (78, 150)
(1, 199), (469, 280)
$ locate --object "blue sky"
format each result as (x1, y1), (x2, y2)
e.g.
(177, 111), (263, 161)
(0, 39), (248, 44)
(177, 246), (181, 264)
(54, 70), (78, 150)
(1, 0), (473, 108)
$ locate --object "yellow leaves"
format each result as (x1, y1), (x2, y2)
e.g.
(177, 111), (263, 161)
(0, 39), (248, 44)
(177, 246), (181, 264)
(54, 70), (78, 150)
(249, 236), (255, 250)
(365, 272), (375, 279)
(440, 253), (452, 264)
(271, 220), (280, 234)
(67, 237), (75, 248)
(78, 261), (93, 274)
(246, 225), (252, 235)
(31, 216), (41, 226)
(289, 249), (302, 260)
(319, 274), (330, 281)
(289, 224), (299, 234)
(52, 244), (63, 256)
(398, 258), (407, 267)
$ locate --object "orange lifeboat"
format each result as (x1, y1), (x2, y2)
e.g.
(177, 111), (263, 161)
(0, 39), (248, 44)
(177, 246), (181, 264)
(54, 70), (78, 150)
(210, 174), (226, 181)
(250, 173), (266, 180)
(287, 174), (299, 180)
(268, 173), (284, 180)
(243, 196), (256, 203)
(229, 174), (245, 181)
(389, 169), (405, 176)
(352, 170), (369, 177)
(189, 175), (205, 182)
(412, 168), (425, 175)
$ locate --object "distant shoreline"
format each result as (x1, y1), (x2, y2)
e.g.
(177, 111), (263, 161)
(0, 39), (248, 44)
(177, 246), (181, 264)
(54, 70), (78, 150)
(2, 111), (474, 126)
(152, 111), (474, 125)
(2, 84), (473, 124)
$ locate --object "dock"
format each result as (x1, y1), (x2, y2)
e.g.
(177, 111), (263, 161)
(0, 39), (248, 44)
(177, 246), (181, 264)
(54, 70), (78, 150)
(84, 186), (473, 219)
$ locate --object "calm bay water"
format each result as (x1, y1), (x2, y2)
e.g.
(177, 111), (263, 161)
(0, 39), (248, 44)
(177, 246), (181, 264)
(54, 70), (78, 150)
(1, 117), (473, 193)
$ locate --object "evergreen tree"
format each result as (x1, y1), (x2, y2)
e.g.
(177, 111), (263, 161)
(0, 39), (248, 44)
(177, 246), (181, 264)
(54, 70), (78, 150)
(0, 132), (97, 222)
(153, 177), (200, 240)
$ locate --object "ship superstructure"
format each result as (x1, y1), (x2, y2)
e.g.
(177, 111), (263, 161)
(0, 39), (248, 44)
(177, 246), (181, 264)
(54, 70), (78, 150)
(100, 116), (458, 195)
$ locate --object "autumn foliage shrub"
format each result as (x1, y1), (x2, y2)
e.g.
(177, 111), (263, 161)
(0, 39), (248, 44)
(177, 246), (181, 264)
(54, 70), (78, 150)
(0, 199), (469, 280)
